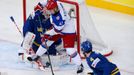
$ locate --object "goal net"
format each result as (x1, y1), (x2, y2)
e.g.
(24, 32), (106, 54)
(23, 0), (113, 58)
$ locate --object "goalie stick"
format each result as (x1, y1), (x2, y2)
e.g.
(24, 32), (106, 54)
(10, 16), (23, 36)
(10, 16), (25, 61)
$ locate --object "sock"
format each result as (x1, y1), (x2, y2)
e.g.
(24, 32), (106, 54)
(36, 45), (47, 56)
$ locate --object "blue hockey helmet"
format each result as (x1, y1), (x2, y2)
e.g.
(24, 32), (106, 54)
(81, 40), (92, 53)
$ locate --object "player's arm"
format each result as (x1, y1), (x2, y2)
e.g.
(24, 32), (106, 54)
(23, 15), (35, 37)
(51, 2), (68, 33)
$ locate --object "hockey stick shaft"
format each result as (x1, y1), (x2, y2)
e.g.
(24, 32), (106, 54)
(37, 14), (55, 75)
(43, 41), (55, 75)
(10, 16), (23, 36)
(48, 54), (54, 75)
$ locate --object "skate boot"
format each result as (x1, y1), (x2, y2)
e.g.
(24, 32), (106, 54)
(77, 64), (84, 74)
(27, 55), (45, 71)
(45, 61), (51, 67)
(27, 55), (40, 62)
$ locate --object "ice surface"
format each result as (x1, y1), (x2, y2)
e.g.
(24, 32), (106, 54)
(0, 0), (134, 75)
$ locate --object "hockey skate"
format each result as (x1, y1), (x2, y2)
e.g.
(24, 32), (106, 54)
(27, 55), (40, 62)
(27, 55), (46, 71)
(77, 64), (84, 74)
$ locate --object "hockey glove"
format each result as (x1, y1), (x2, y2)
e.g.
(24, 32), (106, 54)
(87, 72), (94, 75)
(41, 34), (51, 42)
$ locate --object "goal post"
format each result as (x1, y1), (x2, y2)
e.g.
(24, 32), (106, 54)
(22, 0), (113, 57)
(23, 0), (26, 23)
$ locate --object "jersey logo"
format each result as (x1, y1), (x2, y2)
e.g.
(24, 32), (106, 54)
(90, 57), (94, 62)
(91, 58), (100, 68)
(37, 27), (43, 32)
(56, 16), (60, 20)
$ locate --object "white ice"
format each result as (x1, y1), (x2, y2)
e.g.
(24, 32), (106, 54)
(0, 0), (134, 75)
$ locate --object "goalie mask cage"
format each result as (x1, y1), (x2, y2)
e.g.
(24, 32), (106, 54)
(23, 0), (113, 57)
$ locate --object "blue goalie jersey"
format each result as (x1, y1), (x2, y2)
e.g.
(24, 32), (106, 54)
(23, 10), (61, 55)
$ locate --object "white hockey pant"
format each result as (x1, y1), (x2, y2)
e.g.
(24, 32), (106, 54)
(66, 48), (82, 66)
(36, 40), (54, 56)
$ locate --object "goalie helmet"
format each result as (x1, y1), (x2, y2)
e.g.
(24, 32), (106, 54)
(46, 0), (58, 10)
(81, 40), (92, 53)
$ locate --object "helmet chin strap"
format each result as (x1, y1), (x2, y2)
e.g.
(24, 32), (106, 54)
(83, 51), (92, 57)
(83, 52), (86, 57)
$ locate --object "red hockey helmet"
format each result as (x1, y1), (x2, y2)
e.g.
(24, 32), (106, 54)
(46, 0), (58, 10)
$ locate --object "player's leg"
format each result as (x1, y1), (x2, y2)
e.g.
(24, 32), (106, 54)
(32, 42), (40, 53)
(36, 34), (61, 56)
(28, 34), (61, 61)
(103, 63), (120, 75)
(63, 34), (84, 73)
(46, 38), (62, 55)
(18, 32), (36, 62)
(110, 64), (121, 75)
(66, 48), (84, 73)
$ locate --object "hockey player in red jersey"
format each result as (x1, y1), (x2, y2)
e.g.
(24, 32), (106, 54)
(28, 0), (84, 74)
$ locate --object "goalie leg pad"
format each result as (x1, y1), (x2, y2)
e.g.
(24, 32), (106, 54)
(22, 32), (36, 50)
